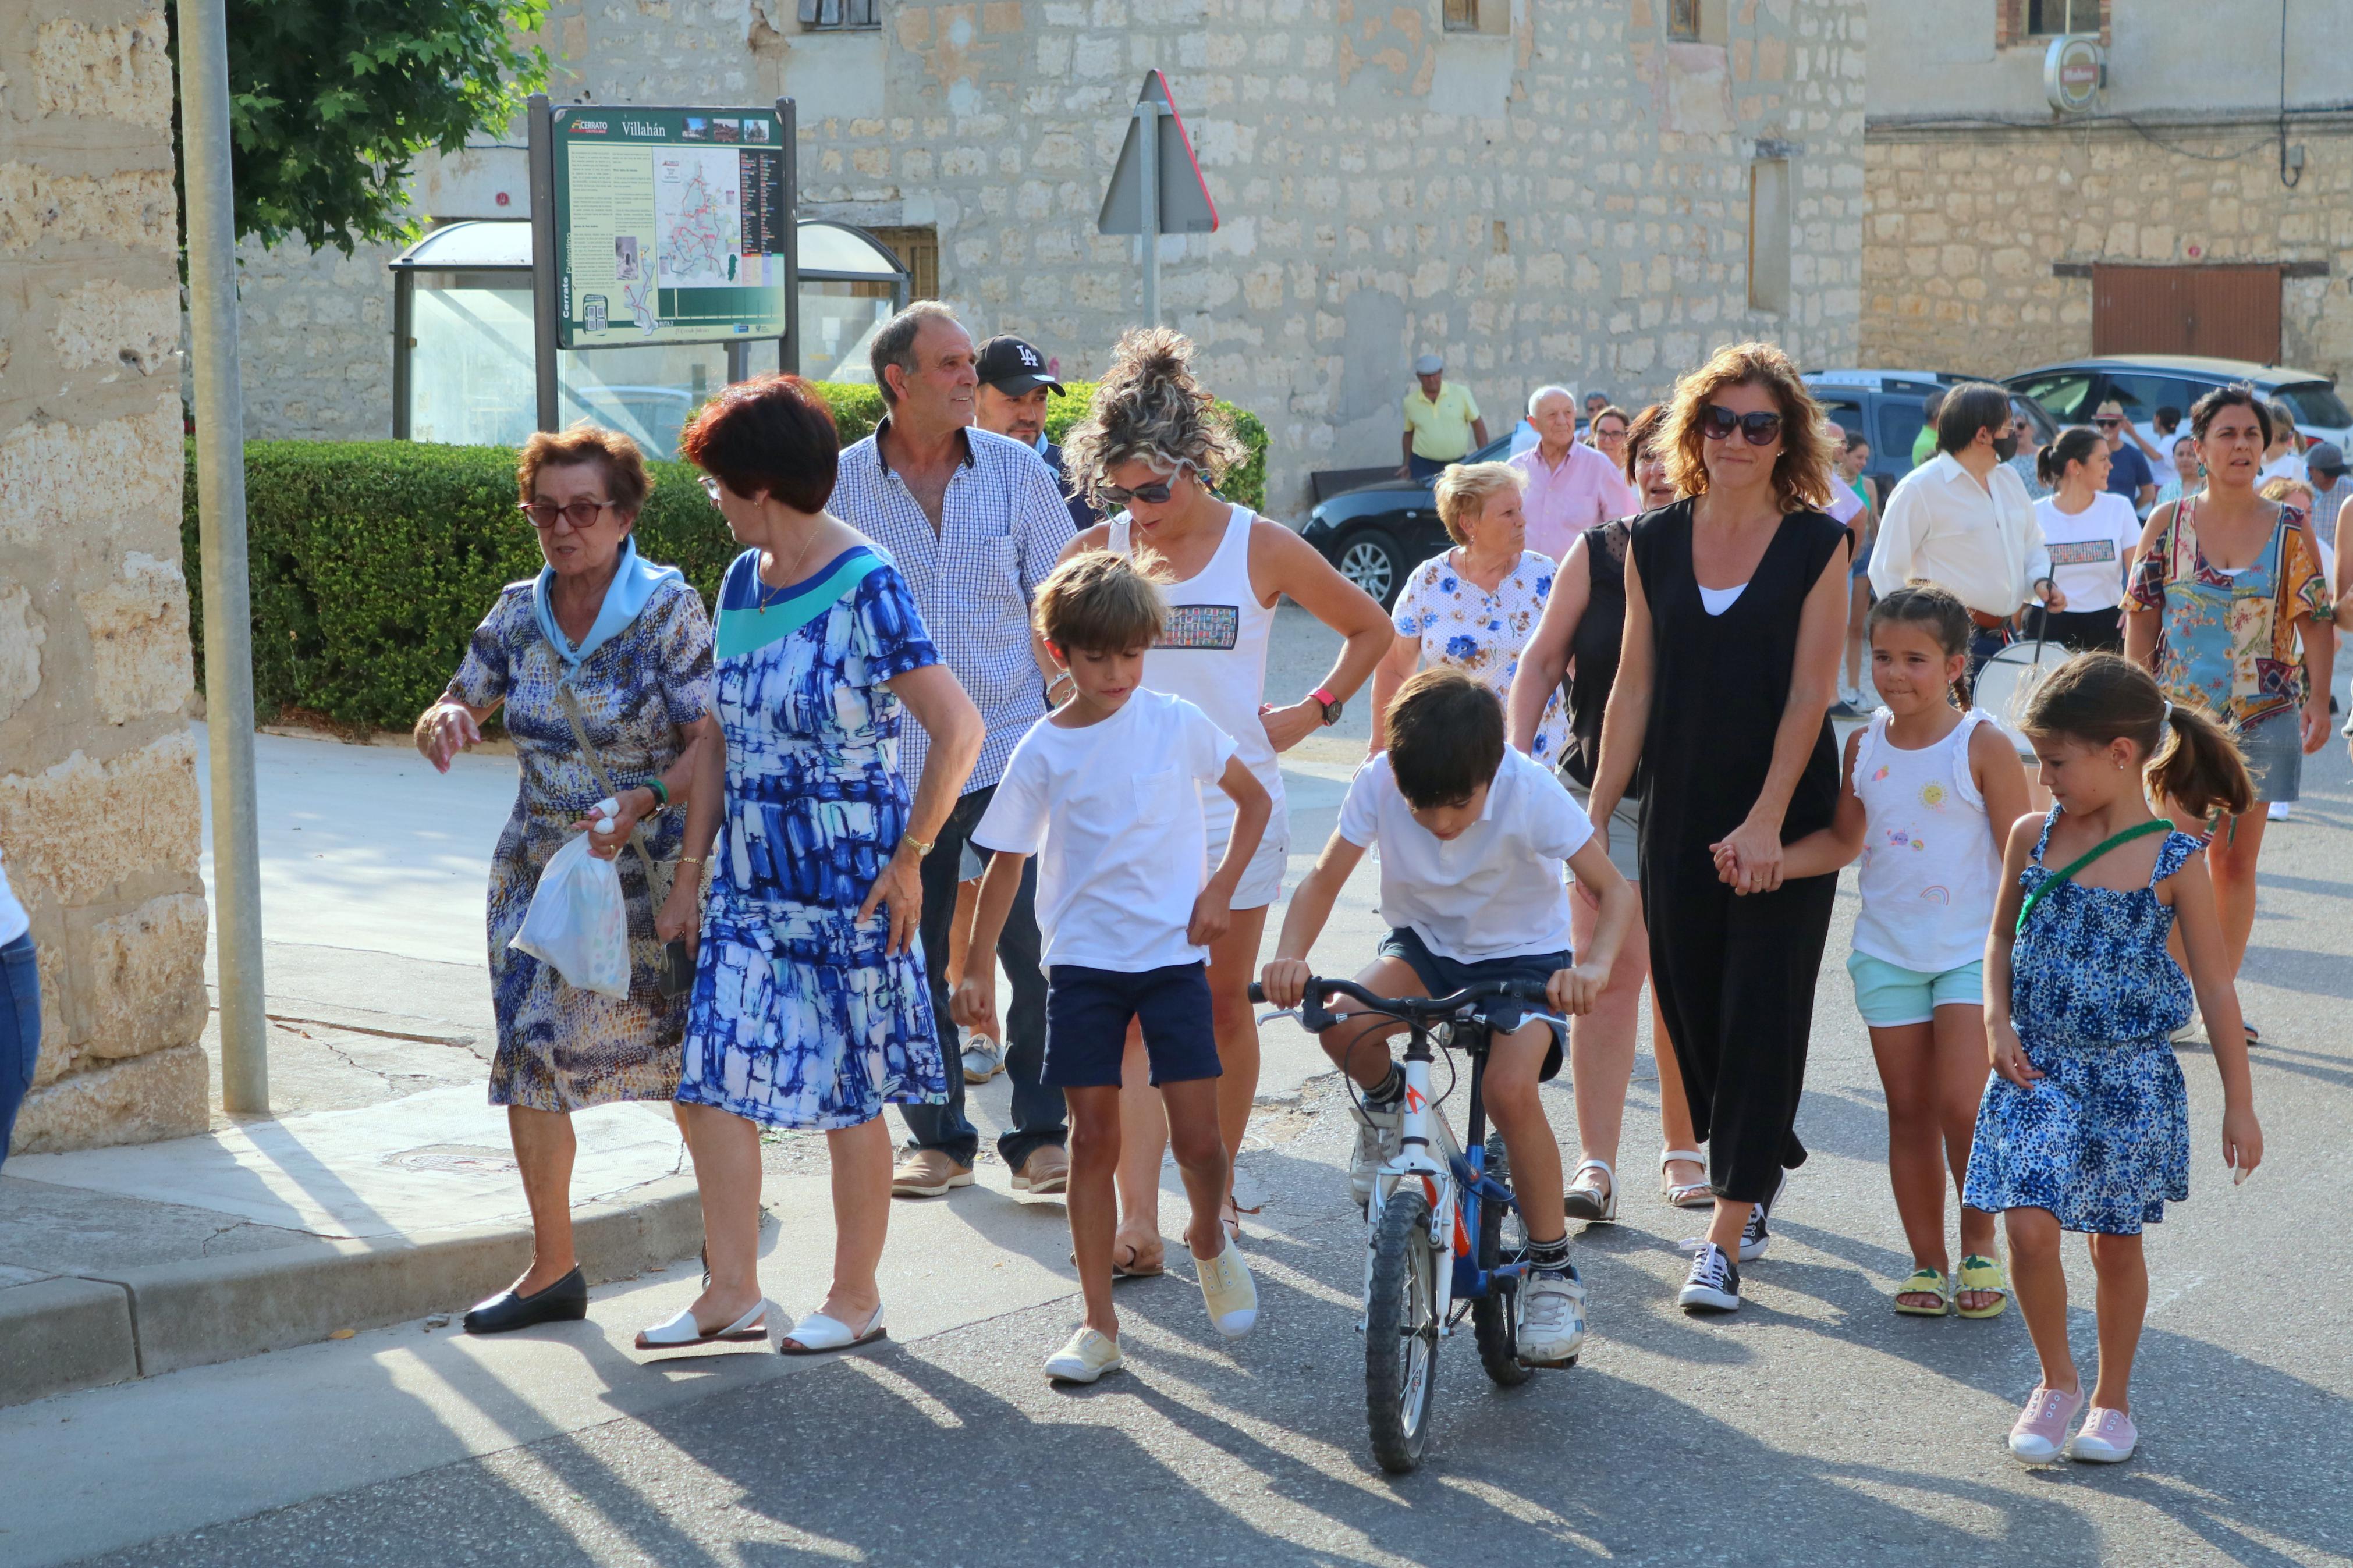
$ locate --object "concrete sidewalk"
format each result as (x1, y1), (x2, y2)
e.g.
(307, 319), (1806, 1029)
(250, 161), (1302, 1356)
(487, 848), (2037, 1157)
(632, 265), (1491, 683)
(0, 712), (1385, 1408)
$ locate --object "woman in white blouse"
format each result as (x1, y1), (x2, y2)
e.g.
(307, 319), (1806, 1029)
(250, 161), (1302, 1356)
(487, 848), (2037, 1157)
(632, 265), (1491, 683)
(1370, 461), (1570, 766)
(2028, 425), (2142, 653)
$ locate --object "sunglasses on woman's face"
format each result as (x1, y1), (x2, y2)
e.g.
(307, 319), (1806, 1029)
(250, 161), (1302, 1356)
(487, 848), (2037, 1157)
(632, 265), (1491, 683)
(1701, 404), (1783, 446)
(1098, 462), (1194, 508)
(519, 498), (616, 531)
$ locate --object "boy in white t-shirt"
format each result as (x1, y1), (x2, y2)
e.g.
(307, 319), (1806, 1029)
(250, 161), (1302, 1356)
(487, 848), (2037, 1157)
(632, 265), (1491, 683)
(957, 552), (1274, 1386)
(1260, 668), (1638, 1367)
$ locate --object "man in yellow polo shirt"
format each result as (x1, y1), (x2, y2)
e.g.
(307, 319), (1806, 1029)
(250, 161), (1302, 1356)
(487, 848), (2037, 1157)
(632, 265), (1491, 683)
(1399, 353), (1488, 481)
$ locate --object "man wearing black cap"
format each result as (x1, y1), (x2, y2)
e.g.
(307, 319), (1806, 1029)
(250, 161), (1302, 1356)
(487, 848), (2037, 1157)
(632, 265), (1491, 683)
(975, 334), (1096, 530)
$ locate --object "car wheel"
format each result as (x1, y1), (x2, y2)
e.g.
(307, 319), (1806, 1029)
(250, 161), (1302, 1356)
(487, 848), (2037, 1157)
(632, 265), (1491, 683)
(1333, 526), (1405, 608)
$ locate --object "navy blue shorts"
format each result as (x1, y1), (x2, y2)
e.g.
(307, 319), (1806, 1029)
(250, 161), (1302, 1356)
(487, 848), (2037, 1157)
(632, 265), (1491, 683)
(1375, 927), (1568, 1082)
(1044, 962), (1223, 1089)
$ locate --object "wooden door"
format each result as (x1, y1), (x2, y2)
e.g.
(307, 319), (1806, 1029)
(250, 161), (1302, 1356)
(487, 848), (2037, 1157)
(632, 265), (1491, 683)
(2092, 264), (2281, 363)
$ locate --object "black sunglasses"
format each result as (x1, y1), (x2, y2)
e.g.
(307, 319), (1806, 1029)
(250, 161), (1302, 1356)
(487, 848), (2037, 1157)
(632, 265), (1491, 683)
(1098, 461), (1195, 508)
(1701, 404), (1783, 446)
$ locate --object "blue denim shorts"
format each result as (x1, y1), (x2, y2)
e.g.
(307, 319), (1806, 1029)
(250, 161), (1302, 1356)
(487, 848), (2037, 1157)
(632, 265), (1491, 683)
(1044, 962), (1221, 1088)
(1, 933), (41, 1168)
(1375, 926), (1567, 1082)
(2237, 708), (2302, 805)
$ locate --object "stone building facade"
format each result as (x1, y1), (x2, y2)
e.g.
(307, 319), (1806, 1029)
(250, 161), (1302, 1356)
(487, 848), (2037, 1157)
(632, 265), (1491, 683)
(0, 5), (209, 1151)
(230, 0), (1868, 511)
(1861, 0), (2353, 381)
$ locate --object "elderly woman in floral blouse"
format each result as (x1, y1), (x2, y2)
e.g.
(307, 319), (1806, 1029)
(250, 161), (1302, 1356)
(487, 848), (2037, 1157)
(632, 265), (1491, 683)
(1369, 460), (1570, 763)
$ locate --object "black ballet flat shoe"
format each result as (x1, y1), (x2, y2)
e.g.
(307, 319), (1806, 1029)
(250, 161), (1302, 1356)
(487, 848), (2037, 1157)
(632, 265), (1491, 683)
(463, 1266), (589, 1334)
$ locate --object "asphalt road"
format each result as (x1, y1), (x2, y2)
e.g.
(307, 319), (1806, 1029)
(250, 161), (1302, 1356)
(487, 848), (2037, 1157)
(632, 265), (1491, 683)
(31, 618), (2353, 1568)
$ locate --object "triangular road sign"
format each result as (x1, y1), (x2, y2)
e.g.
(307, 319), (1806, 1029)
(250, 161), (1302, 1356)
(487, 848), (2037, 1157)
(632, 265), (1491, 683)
(1098, 70), (1219, 236)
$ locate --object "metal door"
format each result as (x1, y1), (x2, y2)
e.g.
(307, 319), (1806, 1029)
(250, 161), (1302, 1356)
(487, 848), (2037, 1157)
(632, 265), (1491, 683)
(2092, 265), (2282, 363)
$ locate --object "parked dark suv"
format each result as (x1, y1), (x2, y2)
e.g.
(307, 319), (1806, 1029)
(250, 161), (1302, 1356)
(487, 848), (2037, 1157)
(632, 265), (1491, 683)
(1804, 370), (2057, 503)
(2003, 355), (2353, 453)
(1298, 434), (1518, 606)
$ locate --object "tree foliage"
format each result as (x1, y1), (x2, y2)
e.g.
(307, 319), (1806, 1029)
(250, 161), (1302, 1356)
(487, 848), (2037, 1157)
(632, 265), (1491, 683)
(172, 0), (549, 254)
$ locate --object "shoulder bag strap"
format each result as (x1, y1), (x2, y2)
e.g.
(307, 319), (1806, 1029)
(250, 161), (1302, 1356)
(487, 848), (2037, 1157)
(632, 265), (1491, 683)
(553, 682), (672, 908)
(2014, 817), (2174, 934)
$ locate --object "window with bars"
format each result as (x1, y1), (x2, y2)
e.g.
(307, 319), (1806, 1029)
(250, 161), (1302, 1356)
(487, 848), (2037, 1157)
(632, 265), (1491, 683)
(2027, 0), (2098, 34)
(799, 0), (878, 29)
(1667, 0), (1702, 40)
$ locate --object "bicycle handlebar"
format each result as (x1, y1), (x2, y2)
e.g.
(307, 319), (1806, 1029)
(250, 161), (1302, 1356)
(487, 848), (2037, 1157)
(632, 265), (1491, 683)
(1247, 975), (1552, 1033)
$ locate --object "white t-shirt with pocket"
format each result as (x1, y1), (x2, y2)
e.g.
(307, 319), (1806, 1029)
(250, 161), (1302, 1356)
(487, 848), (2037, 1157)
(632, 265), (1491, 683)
(973, 689), (1238, 973)
(1337, 749), (1593, 964)
(2032, 492), (2142, 613)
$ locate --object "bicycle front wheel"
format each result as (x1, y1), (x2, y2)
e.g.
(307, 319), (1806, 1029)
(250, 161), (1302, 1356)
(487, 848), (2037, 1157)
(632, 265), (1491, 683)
(1365, 1186), (1440, 1474)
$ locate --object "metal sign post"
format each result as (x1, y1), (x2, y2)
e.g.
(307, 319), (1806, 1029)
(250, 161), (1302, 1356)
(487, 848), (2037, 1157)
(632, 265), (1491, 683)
(179, 0), (268, 1113)
(780, 97), (801, 376)
(528, 92), (560, 431)
(1098, 71), (1218, 329)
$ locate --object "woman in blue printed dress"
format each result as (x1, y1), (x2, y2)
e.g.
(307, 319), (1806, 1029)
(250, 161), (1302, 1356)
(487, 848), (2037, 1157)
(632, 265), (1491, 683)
(643, 376), (984, 1357)
(1368, 460), (1571, 765)
(416, 425), (719, 1336)
(1962, 654), (2261, 1466)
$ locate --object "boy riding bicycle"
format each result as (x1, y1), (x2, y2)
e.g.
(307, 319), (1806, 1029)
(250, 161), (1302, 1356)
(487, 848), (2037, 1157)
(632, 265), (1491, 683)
(1259, 669), (1637, 1365)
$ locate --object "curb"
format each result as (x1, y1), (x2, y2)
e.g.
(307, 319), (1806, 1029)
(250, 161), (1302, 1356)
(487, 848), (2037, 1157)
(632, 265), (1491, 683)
(0, 1175), (704, 1408)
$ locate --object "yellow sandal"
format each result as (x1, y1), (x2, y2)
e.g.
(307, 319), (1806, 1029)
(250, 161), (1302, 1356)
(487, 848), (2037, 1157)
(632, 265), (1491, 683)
(1894, 1266), (1951, 1316)
(1957, 1254), (2009, 1319)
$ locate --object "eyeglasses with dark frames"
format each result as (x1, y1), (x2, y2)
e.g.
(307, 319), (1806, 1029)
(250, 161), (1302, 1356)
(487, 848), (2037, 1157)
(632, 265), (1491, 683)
(1097, 460), (1197, 509)
(1700, 404), (1784, 446)
(519, 498), (618, 531)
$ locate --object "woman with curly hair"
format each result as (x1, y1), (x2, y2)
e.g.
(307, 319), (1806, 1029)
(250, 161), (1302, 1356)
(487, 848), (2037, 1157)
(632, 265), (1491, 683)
(1059, 328), (1392, 1268)
(1582, 342), (1851, 1314)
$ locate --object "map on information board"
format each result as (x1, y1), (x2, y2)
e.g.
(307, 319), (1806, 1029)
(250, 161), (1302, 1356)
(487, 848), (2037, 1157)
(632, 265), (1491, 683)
(551, 105), (790, 350)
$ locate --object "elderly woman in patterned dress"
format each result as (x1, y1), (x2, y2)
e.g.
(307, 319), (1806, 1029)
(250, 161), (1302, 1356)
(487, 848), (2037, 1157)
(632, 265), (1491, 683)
(1368, 460), (1571, 763)
(644, 376), (984, 1356)
(416, 425), (719, 1336)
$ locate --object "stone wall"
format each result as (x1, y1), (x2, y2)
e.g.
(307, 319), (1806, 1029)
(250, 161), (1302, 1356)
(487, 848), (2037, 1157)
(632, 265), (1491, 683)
(1860, 123), (2353, 382)
(0, 4), (209, 1151)
(231, 0), (1868, 513)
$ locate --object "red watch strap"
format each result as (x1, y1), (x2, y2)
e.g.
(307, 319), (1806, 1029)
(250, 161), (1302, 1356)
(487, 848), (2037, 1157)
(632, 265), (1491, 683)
(1311, 686), (1337, 707)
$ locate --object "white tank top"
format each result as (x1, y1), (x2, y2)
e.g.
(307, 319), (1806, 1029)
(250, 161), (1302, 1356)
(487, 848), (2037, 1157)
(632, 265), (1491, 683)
(1109, 504), (1283, 824)
(1851, 708), (2001, 975)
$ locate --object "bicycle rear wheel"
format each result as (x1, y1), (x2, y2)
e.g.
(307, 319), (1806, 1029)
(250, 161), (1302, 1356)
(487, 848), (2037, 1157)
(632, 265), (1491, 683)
(1365, 1186), (1440, 1474)
(1473, 1133), (1532, 1389)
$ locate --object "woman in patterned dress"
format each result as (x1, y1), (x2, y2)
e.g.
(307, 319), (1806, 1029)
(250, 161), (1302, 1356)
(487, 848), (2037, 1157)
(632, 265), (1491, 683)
(1369, 460), (1570, 765)
(646, 376), (983, 1354)
(2124, 384), (2334, 1015)
(416, 426), (719, 1335)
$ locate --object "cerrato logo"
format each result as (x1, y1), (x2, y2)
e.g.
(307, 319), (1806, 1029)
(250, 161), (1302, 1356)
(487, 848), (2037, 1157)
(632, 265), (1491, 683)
(570, 119), (610, 134)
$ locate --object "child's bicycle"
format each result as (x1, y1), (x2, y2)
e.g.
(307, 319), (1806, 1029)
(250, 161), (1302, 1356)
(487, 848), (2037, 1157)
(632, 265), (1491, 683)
(1250, 974), (1573, 1474)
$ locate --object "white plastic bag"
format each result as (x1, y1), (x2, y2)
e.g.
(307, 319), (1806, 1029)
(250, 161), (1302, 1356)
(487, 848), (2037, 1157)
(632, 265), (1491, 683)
(509, 832), (632, 998)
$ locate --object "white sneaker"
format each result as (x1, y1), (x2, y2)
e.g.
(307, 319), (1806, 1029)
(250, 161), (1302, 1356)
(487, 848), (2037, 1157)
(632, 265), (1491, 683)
(1678, 1242), (1741, 1313)
(960, 1032), (1005, 1084)
(1517, 1265), (1588, 1366)
(1347, 1097), (1403, 1206)
(1043, 1326), (1123, 1384)
(2267, 801), (2292, 822)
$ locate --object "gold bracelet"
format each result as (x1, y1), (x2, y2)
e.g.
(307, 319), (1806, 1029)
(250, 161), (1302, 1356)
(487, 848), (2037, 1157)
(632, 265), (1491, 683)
(679, 854), (706, 867)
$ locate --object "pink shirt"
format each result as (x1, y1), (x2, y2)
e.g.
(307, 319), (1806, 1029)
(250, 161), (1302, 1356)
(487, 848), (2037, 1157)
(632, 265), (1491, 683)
(1507, 442), (1641, 563)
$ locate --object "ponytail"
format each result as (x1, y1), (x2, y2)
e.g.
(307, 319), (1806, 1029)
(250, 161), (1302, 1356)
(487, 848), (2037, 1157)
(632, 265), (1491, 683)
(2149, 702), (2256, 823)
(2020, 652), (2255, 820)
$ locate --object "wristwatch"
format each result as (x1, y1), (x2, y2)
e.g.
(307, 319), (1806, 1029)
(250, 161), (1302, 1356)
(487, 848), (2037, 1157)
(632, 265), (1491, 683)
(1311, 685), (1343, 726)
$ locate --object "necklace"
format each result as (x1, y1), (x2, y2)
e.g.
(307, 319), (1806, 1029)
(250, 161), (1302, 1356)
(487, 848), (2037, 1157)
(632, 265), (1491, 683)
(756, 525), (821, 614)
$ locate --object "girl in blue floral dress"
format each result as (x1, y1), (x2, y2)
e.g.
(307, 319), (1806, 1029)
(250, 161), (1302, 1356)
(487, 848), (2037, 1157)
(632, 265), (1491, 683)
(1964, 653), (2262, 1467)
(646, 376), (984, 1359)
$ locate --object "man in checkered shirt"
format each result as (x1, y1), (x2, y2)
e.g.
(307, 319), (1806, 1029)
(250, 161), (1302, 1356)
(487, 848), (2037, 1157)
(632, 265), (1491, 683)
(832, 301), (1080, 1201)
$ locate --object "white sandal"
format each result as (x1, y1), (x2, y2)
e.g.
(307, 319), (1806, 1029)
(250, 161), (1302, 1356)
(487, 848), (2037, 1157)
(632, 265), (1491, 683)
(1659, 1148), (1712, 1210)
(633, 1297), (771, 1350)
(1563, 1158), (1617, 1224)
(775, 1302), (888, 1355)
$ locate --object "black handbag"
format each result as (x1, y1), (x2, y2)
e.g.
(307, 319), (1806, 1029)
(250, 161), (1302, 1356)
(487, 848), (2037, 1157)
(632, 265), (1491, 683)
(553, 684), (697, 998)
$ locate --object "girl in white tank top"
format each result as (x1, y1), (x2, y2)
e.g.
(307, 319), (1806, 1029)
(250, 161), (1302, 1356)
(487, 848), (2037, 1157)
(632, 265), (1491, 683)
(1110, 504), (1287, 899)
(1779, 585), (2031, 1319)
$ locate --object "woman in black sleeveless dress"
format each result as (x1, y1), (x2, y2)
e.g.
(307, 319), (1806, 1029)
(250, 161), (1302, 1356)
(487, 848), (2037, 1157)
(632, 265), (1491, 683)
(1584, 344), (1852, 1314)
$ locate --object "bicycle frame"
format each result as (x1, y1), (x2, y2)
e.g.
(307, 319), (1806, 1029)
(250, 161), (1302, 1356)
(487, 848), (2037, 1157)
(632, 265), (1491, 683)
(1362, 1011), (1528, 1335)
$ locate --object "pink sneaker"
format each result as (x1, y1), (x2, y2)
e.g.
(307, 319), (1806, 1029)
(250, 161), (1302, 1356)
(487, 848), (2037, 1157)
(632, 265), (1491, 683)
(2008, 1384), (2085, 1463)
(2070, 1406), (2138, 1463)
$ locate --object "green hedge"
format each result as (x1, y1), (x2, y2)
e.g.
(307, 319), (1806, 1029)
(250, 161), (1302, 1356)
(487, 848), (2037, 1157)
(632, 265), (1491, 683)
(183, 382), (1269, 730)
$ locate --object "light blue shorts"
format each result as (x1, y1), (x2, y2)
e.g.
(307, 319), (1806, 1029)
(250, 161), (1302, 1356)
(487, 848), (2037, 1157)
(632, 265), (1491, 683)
(1847, 952), (1984, 1028)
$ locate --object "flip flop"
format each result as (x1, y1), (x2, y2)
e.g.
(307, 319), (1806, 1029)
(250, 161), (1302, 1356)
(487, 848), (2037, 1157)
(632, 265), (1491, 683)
(1893, 1266), (1951, 1317)
(1956, 1254), (2009, 1319)
(775, 1303), (888, 1354)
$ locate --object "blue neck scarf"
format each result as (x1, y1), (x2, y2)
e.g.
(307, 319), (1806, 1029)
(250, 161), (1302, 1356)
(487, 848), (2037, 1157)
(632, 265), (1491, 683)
(531, 537), (682, 670)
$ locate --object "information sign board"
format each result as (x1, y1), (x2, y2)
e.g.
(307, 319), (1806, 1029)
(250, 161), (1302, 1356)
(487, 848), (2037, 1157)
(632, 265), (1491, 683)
(550, 104), (791, 349)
